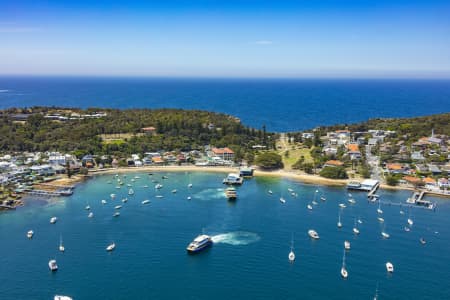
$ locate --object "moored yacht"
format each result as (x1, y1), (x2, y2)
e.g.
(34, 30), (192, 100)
(27, 230), (34, 239)
(88, 212), (94, 218)
(54, 295), (73, 300)
(407, 218), (414, 226)
(341, 250), (348, 279)
(187, 234), (213, 253)
(128, 188), (134, 195)
(308, 229), (319, 239)
(113, 212), (120, 217)
(344, 240), (351, 250)
(114, 205), (122, 210)
(381, 231), (390, 239)
(106, 242), (116, 251)
(50, 217), (58, 224)
(48, 259), (58, 271)
(279, 197), (286, 204)
(101, 199), (107, 205)
(142, 199), (150, 205)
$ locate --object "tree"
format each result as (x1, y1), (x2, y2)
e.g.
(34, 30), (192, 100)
(255, 152), (284, 170)
(319, 166), (348, 179)
(386, 175), (399, 186)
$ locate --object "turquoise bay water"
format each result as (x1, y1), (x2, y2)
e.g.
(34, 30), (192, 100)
(1, 172), (449, 299)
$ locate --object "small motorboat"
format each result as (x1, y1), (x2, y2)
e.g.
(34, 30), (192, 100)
(27, 230), (34, 239)
(320, 196), (326, 201)
(187, 196), (192, 200)
(113, 212), (120, 217)
(341, 266), (348, 279)
(50, 217), (58, 224)
(88, 212), (94, 218)
(106, 243), (116, 252)
(280, 197), (286, 204)
(142, 199), (150, 205)
(128, 189), (134, 195)
(348, 198), (356, 204)
(122, 198), (128, 203)
(357, 219), (363, 224)
(386, 262), (394, 273)
(407, 218), (414, 226)
(308, 229), (319, 239)
(353, 227), (360, 235)
(312, 201), (318, 205)
(48, 259), (58, 271)
(381, 231), (390, 239)
(377, 217), (384, 222)
(404, 226), (410, 232)
(307, 204), (313, 210)
(171, 189), (177, 193)
(114, 205), (122, 210)
(85, 205), (91, 210)
(420, 237), (426, 245)
(155, 184), (163, 189)
(344, 240), (351, 250)
(110, 193), (116, 199)
(339, 203), (346, 208)
(101, 200), (107, 205)
(268, 190), (273, 195)
(188, 183), (193, 188)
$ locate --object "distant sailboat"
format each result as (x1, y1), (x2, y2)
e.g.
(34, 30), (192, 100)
(288, 235), (295, 262)
(353, 219), (360, 235)
(341, 250), (348, 279)
(377, 200), (383, 214)
(59, 235), (65, 252)
(337, 212), (343, 228)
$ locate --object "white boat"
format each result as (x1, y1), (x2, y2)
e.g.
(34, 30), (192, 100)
(186, 234), (213, 253)
(377, 217), (384, 222)
(288, 237), (295, 262)
(420, 237), (426, 245)
(85, 204), (91, 210)
(59, 235), (65, 252)
(156, 195), (164, 198)
(113, 212), (120, 217)
(407, 218), (414, 226)
(48, 259), (58, 271)
(27, 230), (34, 239)
(134, 175), (140, 179)
(357, 218), (363, 224)
(115, 186), (121, 189)
(155, 183), (163, 189)
(188, 183), (193, 188)
(308, 229), (319, 239)
(187, 196), (192, 200)
(312, 201), (318, 205)
(88, 212), (94, 218)
(348, 198), (356, 204)
(404, 226), (410, 232)
(280, 197), (286, 204)
(106, 242), (116, 252)
(377, 200), (383, 214)
(339, 203), (346, 208)
(114, 205), (122, 210)
(50, 217), (58, 224)
(101, 199), (107, 205)
(171, 189), (177, 193)
(344, 240), (351, 250)
(268, 190), (273, 195)
(353, 219), (360, 234)
(127, 184), (132, 187)
(142, 199), (150, 205)
(337, 212), (342, 228)
(341, 250), (348, 279)
(386, 262), (394, 273)
(307, 204), (313, 210)
(122, 198), (128, 203)
(54, 295), (73, 300)
(381, 231), (390, 239)
(288, 188), (294, 193)
(320, 196), (326, 201)
(110, 193), (116, 199)
(400, 210), (405, 215)
(128, 189), (134, 195)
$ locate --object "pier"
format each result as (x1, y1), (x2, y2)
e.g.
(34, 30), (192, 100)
(34, 183), (76, 189)
(406, 190), (435, 209)
(0, 204), (16, 210)
(367, 181), (380, 198)
(23, 189), (67, 197)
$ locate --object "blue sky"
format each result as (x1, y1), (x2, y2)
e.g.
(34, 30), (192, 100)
(1, 0), (450, 78)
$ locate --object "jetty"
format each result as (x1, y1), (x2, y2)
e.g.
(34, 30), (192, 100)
(407, 190), (435, 209)
(0, 204), (16, 210)
(23, 189), (72, 197)
(35, 183), (76, 189)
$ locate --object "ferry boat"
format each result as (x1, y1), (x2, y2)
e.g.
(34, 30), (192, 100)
(27, 230), (34, 239)
(186, 234), (213, 253)
(308, 229), (319, 239)
(225, 187), (237, 200)
(48, 259), (58, 271)
(222, 173), (244, 185)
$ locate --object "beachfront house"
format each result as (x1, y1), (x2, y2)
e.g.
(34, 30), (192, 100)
(323, 160), (344, 168)
(30, 165), (55, 176)
(210, 147), (235, 162)
(438, 178), (449, 189)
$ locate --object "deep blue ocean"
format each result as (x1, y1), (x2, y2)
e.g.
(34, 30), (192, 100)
(1, 172), (449, 300)
(1, 76), (450, 132)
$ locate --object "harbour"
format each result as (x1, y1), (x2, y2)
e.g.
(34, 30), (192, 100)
(1, 171), (449, 300)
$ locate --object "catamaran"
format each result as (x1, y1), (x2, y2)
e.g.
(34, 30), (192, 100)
(186, 234), (213, 253)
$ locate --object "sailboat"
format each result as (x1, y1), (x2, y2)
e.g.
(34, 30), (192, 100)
(341, 250), (348, 278)
(59, 235), (65, 252)
(377, 200), (383, 214)
(312, 189), (319, 205)
(353, 219), (360, 234)
(407, 209), (414, 226)
(337, 212), (343, 228)
(381, 223), (390, 239)
(288, 235), (295, 262)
